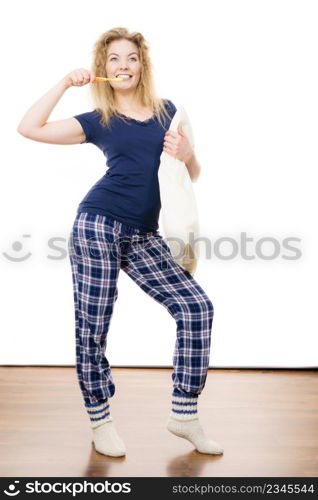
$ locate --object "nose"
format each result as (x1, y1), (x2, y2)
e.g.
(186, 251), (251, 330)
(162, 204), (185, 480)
(116, 59), (128, 68)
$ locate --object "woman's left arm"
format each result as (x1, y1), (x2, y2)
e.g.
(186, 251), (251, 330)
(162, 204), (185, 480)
(163, 126), (201, 182)
(184, 152), (201, 183)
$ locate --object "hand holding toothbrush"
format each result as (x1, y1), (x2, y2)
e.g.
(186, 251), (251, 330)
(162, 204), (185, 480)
(63, 68), (124, 89)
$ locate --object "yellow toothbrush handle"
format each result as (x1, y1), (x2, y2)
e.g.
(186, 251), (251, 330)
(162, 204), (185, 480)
(95, 76), (123, 82)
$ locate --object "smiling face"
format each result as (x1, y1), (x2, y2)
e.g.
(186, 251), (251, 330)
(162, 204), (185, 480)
(105, 39), (141, 89)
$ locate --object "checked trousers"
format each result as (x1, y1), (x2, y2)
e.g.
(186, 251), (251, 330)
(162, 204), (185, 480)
(67, 211), (214, 406)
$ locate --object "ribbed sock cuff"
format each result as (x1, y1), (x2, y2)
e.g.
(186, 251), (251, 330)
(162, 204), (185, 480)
(85, 399), (113, 429)
(170, 389), (199, 421)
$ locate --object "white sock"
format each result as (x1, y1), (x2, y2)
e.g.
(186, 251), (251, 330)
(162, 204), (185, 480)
(85, 399), (126, 457)
(166, 390), (223, 455)
(85, 399), (113, 428)
(92, 421), (126, 457)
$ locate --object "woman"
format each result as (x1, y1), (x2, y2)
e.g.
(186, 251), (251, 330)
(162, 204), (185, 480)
(17, 27), (223, 458)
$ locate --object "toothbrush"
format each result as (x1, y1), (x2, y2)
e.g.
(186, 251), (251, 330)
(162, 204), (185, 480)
(94, 76), (124, 82)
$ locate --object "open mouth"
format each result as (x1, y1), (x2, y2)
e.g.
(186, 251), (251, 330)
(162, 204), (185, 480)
(116, 74), (132, 79)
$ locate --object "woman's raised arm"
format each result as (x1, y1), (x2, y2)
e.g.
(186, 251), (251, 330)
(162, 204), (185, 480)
(17, 68), (95, 145)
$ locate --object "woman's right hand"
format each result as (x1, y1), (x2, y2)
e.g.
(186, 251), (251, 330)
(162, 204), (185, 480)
(63, 68), (96, 89)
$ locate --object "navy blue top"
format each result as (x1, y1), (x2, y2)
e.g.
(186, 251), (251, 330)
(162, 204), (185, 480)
(73, 99), (177, 232)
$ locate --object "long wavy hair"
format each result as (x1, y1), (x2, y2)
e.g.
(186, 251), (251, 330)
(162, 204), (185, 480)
(88, 27), (174, 129)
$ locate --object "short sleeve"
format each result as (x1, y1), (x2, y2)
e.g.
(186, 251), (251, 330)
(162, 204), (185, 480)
(73, 112), (94, 144)
(166, 99), (177, 115)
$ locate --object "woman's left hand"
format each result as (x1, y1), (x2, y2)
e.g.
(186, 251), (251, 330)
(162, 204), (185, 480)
(163, 126), (193, 163)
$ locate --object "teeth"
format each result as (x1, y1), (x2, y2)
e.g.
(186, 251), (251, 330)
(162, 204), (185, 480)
(117, 74), (131, 79)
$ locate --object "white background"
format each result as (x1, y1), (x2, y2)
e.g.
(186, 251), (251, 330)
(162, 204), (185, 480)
(1, 0), (317, 366)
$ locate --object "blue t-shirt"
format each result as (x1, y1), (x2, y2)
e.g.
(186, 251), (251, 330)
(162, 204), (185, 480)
(73, 99), (177, 232)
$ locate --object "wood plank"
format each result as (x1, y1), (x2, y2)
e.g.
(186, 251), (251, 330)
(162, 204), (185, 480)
(0, 368), (317, 477)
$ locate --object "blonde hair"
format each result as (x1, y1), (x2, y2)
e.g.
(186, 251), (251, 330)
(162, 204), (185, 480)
(88, 27), (174, 129)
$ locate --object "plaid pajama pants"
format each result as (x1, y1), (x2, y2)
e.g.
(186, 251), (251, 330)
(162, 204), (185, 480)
(67, 211), (214, 406)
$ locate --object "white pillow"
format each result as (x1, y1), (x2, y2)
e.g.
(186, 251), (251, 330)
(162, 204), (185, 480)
(158, 105), (200, 275)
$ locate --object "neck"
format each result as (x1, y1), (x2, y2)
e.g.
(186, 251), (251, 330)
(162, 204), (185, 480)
(114, 90), (142, 112)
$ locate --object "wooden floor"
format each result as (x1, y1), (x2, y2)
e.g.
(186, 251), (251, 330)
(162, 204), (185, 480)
(0, 367), (317, 477)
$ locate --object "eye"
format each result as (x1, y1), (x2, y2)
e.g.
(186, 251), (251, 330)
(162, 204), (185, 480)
(110, 57), (137, 62)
